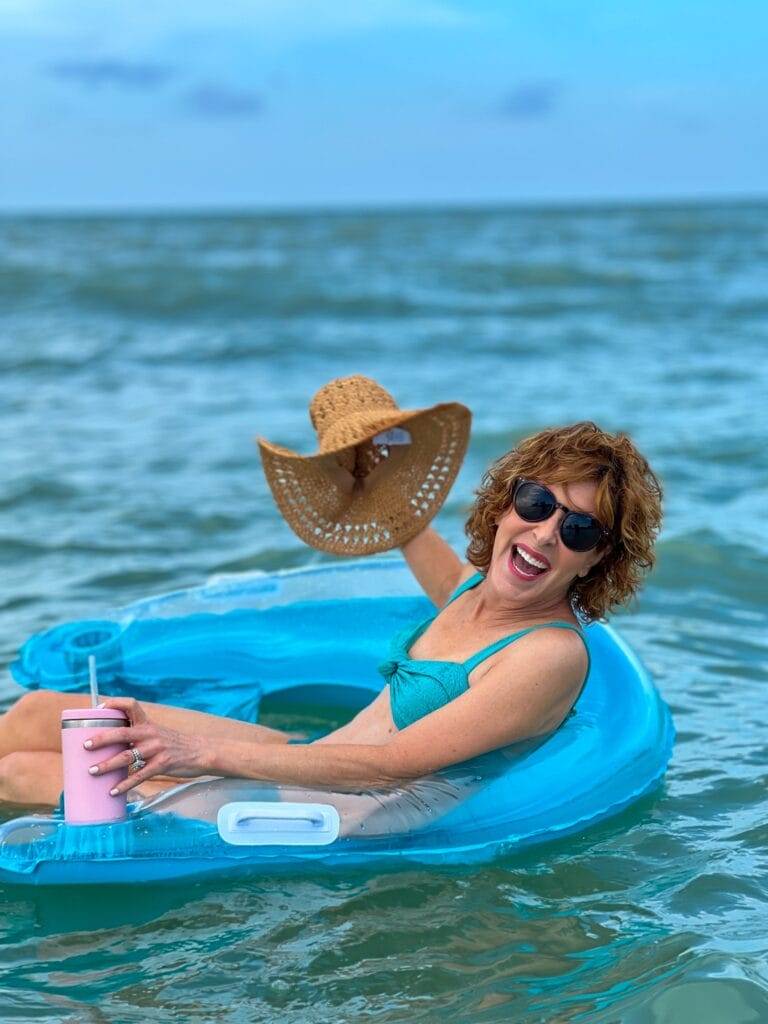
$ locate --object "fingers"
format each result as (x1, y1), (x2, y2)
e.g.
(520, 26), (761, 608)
(107, 740), (168, 796)
(108, 763), (157, 797)
(88, 745), (136, 777)
(80, 702), (170, 798)
(89, 739), (157, 778)
(79, 711), (201, 799)
(84, 725), (147, 751)
(101, 696), (147, 723)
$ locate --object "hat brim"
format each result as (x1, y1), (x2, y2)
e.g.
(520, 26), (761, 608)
(257, 403), (471, 555)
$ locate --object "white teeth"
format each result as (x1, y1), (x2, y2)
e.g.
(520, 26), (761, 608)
(517, 546), (547, 571)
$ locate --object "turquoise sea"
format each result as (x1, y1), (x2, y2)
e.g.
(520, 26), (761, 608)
(0, 202), (767, 1022)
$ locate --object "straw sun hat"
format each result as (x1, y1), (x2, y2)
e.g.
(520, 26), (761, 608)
(257, 375), (471, 555)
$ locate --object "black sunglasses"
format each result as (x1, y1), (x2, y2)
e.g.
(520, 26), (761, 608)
(512, 479), (610, 553)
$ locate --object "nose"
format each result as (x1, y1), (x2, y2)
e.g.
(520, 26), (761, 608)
(531, 511), (563, 548)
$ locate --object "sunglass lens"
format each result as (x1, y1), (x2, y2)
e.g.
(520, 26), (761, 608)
(561, 514), (602, 552)
(514, 482), (555, 522)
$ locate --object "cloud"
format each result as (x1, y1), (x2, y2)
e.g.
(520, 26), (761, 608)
(48, 58), (174, 89)
(184, 83), (263, 118)
(6, 1), (473, 50)
(498, 81), (563, 120)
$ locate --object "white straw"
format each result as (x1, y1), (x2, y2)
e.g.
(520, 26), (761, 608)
(88, 655), (99, 708)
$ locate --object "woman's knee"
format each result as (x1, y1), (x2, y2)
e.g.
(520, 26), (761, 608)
(7, 689), (54, 726)
(2, 689), (78, 750)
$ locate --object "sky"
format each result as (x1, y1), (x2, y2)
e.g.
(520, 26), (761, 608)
(1, 0), (766, 211)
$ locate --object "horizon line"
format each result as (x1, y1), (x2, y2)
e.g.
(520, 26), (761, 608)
(1, 191), (767, 219)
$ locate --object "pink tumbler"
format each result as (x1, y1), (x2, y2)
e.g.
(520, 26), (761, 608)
(61, 708), (130, 824)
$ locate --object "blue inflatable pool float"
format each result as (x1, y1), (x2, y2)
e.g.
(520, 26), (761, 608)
(0, 560), (674, 886)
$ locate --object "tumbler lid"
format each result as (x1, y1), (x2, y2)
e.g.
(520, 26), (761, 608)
(61, 708), (128, 723)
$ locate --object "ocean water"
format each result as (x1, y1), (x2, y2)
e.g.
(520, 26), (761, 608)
(0, 202), (767, 1022)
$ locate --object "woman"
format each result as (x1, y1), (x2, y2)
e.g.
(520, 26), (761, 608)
(0, 382), (662, 807)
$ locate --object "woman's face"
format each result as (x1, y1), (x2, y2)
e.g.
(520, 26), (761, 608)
(488, 478), (607, 610)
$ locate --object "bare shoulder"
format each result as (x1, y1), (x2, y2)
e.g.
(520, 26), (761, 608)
(492, 624), (588, 689)
(480, 626), (587, 736)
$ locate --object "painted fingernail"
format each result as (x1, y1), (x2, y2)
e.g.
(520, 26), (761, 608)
(97, 703), (106, 709)
(88, 765), (99, 775)
(110, 788), (118, 796)
(83, 739), (93, 750)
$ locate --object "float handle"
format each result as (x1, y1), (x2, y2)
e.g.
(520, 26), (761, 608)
(216, 801), (341, 846)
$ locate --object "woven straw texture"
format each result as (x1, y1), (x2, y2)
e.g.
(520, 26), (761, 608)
(258, 377), (471, 555)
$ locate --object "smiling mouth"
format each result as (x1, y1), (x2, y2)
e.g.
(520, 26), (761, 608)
(510, 544), (550, 579)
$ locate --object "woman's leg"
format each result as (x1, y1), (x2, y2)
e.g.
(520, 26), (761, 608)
(0, 751), (64, 806)
(0, 750), (185, 807)
(0, 689), (297, 761)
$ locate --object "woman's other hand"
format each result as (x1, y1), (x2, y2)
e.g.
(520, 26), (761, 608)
(83, 697), (210, 796)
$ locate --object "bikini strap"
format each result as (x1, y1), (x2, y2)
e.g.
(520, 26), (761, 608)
(462, 621), (589, 675)
(443, 571), (484, 608)
(401, 573), (483, 651)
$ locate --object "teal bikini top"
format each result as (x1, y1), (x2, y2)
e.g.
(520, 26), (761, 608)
(379, 572), (590, 731)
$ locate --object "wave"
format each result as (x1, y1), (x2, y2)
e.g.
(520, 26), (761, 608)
(652, 529), (768, 610)
(0, 479), (80, 509)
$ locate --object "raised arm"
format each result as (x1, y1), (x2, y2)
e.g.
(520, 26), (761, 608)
(399, 526), (473, 607)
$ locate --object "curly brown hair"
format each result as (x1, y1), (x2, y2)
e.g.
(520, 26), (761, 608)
(464, 422), (663, 622)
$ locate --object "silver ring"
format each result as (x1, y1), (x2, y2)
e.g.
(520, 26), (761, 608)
(128, 747), (147, 775)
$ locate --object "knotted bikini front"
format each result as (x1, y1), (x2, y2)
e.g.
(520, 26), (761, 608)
(379, 619), (470, 731)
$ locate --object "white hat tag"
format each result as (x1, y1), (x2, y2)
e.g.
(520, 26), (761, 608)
(373, 428), (411, 446)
